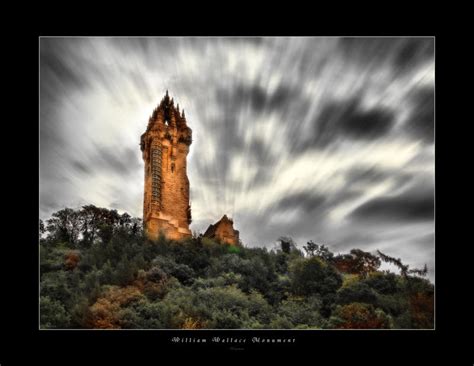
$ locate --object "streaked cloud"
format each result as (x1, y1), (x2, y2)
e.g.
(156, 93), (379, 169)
(40, 37), (434, 281)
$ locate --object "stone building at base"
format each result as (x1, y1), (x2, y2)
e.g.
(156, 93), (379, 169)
(203, 215), (240, 246)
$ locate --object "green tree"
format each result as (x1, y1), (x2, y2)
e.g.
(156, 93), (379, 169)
(40, 296), (71, 328)
(46, 208), (81, 246)
(289, 257), (342, 297)
(278, 236), (296, 254)
(303, 241), (334, 261)
(336, 281), (378, 306)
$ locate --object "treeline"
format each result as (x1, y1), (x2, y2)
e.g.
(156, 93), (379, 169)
(40, 205), (434, 329)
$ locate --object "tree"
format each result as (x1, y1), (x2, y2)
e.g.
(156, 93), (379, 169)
(78, 205), (108, 246)
(350, 249), (381, 277)
(278, 236), (296, 254)
(328, 303), (392, 329)
(78, 205), (137, 246)
(46, 208), (81, 245)
(334, 249), (381, 277)
(39, 219), (45, 235)
(336, 281), (379, 306)
(64, 250), (80, 270)
(289, 257), (342, 297)
(303, 241), (334, 261)
(303, 240), (318, 257)
(40, 296), (71, 329)
(377, 250), (428, 279)
(362, 272), (400, 295)
(277, 296), (323, 328)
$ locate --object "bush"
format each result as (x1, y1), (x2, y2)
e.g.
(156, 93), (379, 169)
(152, 256), (195, 285)
(362, 272), (400, 294)
(336, 282), (379, 306)
(289, 257), (342, 297)
(328, 303), (392, 329)
(40, 296), (71, 329)
(160, 285), (272, 329)
(277, 296), (323, 328)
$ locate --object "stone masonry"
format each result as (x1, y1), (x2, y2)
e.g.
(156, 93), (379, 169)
(203, 215), (240, 246)
(141, 91), (192, 240)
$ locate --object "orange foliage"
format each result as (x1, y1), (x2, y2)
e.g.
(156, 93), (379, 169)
(333, 303), (390, 329)
(64, 250), (80, 270)
(87, 285), (144, 329)
(410, 291), (434, 329)
(181, 317), (205, 329)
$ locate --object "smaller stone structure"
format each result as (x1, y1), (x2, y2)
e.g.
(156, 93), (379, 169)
(203, 215), (240, 245)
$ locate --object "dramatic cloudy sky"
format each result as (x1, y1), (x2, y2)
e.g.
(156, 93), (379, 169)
(40, 37), (435, 281)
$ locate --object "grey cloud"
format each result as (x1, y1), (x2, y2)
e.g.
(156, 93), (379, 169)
(40, 37), (435, 282)
(40, 38), (90, 92)
(338, 37), (434, 72)
(89, 146), (142, 176)
(349, 182), (434, 223)
(406, 87), (434, 143)
(274, 192), (327, 214)
(394, 38), (434, 71)
(316, 98), (395, 145)
(72, 160), (92, 175)
(344, 165), (413, 189)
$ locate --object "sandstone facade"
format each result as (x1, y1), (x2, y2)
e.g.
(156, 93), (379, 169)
(141, 91), (192, 240)
(203, 215), (240, 245)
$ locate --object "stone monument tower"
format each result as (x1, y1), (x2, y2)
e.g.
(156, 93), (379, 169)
(140, 91), (192, 240)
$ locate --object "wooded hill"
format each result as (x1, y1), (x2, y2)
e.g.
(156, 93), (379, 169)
(40, 205), (434, 329)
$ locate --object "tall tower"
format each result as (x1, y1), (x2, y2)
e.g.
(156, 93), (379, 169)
(140, 91), (192, 240)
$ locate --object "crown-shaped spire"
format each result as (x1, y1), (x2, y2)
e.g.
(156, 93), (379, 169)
(146, 91), (190, 133)
(163, 90), (170, 105)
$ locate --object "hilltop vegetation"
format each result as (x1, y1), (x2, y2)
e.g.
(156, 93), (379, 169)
(40, 206), (434, 329)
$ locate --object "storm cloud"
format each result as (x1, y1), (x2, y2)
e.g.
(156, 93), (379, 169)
(39, 37), (435, 281)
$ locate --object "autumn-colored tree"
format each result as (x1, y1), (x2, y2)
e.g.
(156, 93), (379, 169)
(329, 303), (391, 329)
(86, 285), (144, 329)
(333, 249), (380, 277)
(182, 317), (205, 329)
(64, 250), (80, 270)
(409, 291), (434, 329)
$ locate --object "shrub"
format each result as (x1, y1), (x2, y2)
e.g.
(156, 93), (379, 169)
(289, 257), (342, 297)
(328, 303), (392, 329)
(40, 296), (71, 329)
